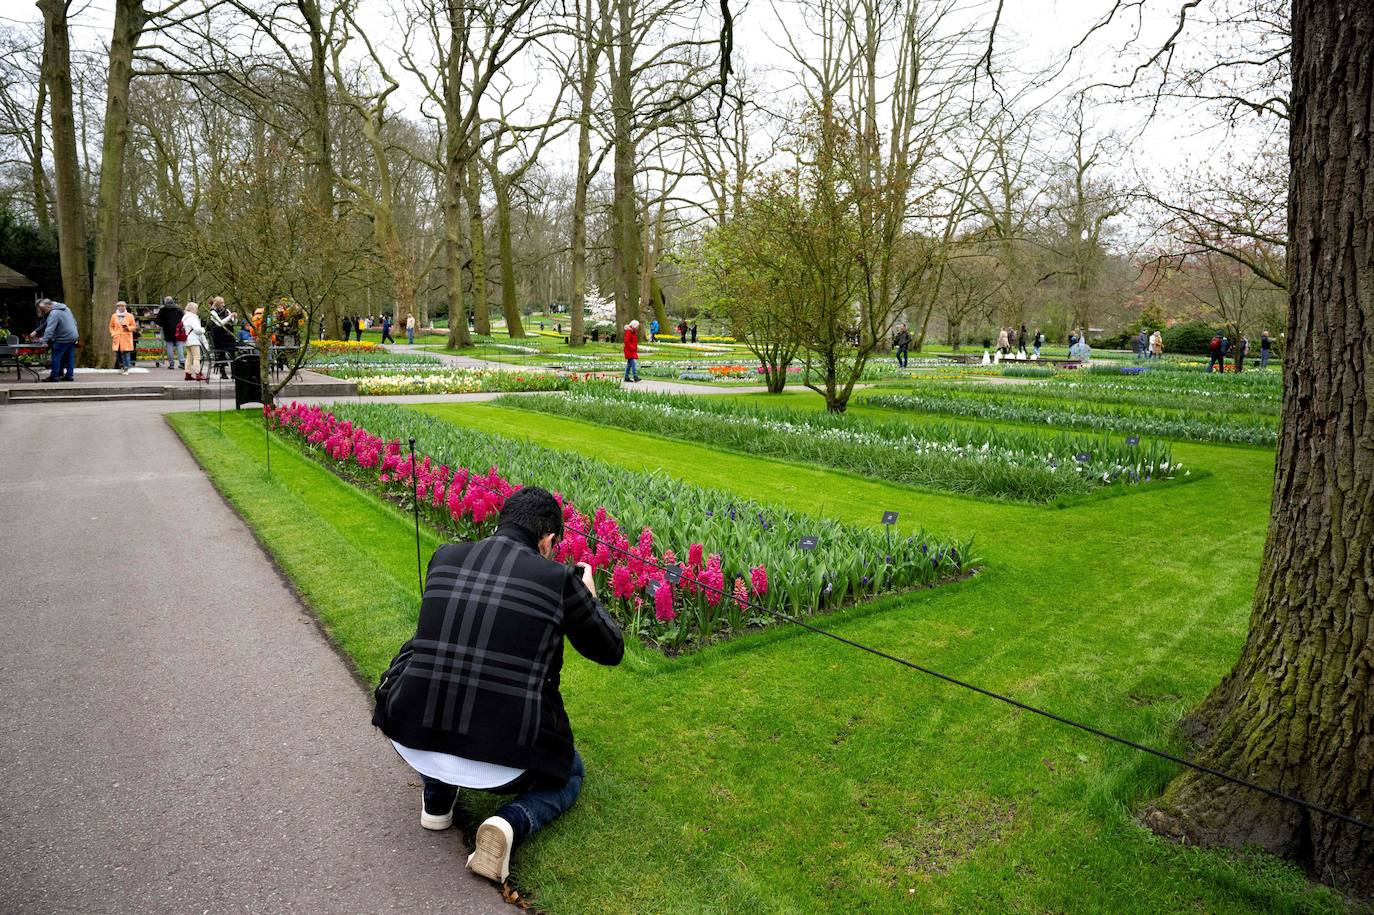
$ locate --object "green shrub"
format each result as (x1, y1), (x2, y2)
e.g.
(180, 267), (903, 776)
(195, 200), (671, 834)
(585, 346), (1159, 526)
(1162, 321), (1219, 356)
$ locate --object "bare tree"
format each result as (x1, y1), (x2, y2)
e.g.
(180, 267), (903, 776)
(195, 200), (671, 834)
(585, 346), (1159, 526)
(36, 0), (90, 357)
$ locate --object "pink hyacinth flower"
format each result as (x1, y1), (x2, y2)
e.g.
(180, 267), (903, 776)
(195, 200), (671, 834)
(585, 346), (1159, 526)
(750, 565), (768, 596)
(654, 582), (676, 622)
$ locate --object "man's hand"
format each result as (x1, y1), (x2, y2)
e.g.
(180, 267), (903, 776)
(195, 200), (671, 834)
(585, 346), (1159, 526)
(575, 562), (598, 599)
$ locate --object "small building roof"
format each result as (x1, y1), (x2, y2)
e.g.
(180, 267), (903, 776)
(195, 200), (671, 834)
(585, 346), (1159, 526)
(0, 263), (37, 290)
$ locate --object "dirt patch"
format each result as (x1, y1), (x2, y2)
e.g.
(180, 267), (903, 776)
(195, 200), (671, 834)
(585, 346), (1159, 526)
(881, 796), (1017, 878)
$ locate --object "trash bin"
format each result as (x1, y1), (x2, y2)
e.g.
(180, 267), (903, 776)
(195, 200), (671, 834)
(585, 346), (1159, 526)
(232, 347), (263, 408)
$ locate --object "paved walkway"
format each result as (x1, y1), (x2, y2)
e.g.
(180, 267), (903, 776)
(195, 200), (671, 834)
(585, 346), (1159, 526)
(382, 343), (778, 395)
(0, 399), (508, 914)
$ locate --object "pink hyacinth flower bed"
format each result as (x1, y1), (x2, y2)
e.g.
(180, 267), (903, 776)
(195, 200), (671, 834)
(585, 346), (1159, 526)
(267, 401), (771, 649)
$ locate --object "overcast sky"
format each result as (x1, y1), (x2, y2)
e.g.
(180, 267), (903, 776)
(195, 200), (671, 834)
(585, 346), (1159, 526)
(5, 0), (1278, 240)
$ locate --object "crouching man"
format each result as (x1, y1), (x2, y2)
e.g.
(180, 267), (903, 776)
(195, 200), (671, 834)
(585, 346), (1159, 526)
(373, 486), (624, 882)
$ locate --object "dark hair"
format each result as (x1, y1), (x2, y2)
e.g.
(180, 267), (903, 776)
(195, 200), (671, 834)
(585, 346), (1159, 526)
(497, 486), (564, 541)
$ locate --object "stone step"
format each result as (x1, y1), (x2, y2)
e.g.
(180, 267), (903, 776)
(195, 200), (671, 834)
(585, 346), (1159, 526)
(8, 392), (167, 404)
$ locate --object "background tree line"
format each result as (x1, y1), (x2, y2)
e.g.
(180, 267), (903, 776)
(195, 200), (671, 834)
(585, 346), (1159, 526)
(0, 0), (1285, 368)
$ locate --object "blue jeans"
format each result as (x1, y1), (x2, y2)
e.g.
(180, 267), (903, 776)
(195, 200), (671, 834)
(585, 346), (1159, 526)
(1260, 349), (1270, 369)
(422, 752), (585, 846)
(407, 329), (415, 344)
(624, 358), (638, 381)
(116, 349), (132, 369)
(166, 339), (185, 366)
(895, 344), (909, 368)
(48, 340), (75, 380)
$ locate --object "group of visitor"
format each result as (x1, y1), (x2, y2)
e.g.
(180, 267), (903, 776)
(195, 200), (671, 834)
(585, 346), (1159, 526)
(147, 295), (239, 380)
(339, 313), (417, 344)
(993, 325), (1046, 359)
(1132, 328), (1165, 359)
(1207, 330), (1271, 373)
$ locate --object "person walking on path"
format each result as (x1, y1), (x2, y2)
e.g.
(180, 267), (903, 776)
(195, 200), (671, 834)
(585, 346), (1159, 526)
(181, 302), (210, 381)
(1208, 333), (1223, 372)
(1149, 329), (1163, 359)
(1260, 331), (1272, 369)
(1219, 334), (1230, 371)
(623, 320), (640, 382)
(649, 318), (659, 342)
(893, 323), (911, 368)
(40, 299), (78, 382)
(1033, 328), (1044, 358)
(109, 302), (137, 374)
(374, 487), (624, 884)
(406, 314), (416, 345)
(1233, 335), (1248, 373)
(209, 298), (237, 380)
(380, 314), (395, 344)
(689, 322), (697, 343)
(156, 296), (185, 370)
(995, 327), (1009, 357)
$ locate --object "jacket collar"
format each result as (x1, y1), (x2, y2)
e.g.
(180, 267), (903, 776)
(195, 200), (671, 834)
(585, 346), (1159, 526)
(494, 524), (543, 554)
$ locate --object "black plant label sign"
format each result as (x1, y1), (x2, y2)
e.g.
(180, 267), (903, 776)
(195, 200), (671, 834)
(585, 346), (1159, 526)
(1048, 457), (1059, 469)
(1126, 435), (1140, 446)
(798, 535), (819, 551)
(882, 511), (899, 526)
(646, 579), (660, 599)
(1075, 452), (1092, 463)
(666, 566), (682, 585)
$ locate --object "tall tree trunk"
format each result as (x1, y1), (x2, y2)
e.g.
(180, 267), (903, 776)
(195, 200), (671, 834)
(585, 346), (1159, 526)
(569, 134), (590, 344)
(89, 0), (147, 369)
(491, 175), (525, 338)
(1144, 0), (1373, 897)
(300, 0), (340, 340)
(443, 228), (470, 348)
(37, 0), (90, 354)
(464, 155), (490, 336)
(609, 0), (639, 329)
(442, 0), (471, 349)
(568, 0), (602, 347)
(32, 43), (51, 236)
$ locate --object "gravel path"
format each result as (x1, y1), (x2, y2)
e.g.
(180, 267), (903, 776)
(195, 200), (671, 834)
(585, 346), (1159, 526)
(0, 399), (508, 915)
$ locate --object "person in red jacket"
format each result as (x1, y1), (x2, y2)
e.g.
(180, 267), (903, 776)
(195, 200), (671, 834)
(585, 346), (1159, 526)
(622, 319), (640, 383)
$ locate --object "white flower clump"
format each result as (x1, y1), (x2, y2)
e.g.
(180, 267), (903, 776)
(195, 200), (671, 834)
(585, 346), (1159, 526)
(554, 391), (1176, 485)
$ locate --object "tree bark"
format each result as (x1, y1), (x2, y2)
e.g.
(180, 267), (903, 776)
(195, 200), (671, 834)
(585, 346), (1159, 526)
(1144, 1), (1373, 897)
(37, 0), (90, 357)
(299, 0), (341, 340)
(89, 0), (147, 370)
(490, 174), (525, 337)
(442, 0), (471, 349)
(568, 0), (602, 347)
(609, 0), (639, 329)
(32, 43), (52, 237)
(464, 151), (491, 336)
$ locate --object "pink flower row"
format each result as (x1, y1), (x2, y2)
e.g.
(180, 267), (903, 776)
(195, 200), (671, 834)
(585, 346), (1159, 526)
(268, 402), (768, 624)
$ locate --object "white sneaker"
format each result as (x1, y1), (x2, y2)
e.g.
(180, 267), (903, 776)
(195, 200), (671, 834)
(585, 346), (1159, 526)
(466, 815), (514, 882)
(420, 793), (456, 831)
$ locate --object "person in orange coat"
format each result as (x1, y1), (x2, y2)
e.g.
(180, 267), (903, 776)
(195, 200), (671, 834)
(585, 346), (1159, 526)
(109, 301), (137, 374)
(622, 319), (640, 383)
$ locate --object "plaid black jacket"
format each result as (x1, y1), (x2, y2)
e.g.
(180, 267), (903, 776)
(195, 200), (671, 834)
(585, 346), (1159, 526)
(373, 526), (624, 782)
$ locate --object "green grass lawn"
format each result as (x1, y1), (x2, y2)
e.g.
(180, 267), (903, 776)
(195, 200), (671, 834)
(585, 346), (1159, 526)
(168, 401), (1349, 914)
